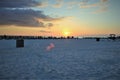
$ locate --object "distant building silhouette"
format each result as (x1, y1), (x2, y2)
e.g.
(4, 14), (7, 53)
(96, 38), (100, 42)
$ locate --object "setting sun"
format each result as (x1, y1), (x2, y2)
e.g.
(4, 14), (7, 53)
(63, 31), (70, 36)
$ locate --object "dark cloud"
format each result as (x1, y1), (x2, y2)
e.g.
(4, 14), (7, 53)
(46, 23), (54, 27)
(0, 0), (43, 8)
(0, 9), (60, 27)
(0, 0), (64, 27)
(40, 30), (51, 33)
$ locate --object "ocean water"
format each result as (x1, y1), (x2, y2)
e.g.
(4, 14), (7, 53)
(0, 39), (120, 80)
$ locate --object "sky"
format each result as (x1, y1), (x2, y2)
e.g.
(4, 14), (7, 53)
(0, 0), (120, 37)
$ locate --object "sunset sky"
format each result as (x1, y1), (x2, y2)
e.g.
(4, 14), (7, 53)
(0, 0), (120, 37)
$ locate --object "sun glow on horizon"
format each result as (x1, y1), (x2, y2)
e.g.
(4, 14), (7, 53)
(63, 31), (70, 37)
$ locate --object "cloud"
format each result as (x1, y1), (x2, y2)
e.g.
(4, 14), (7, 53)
(0, 0), (109, 28)
(0, 9), (62, 27)
(94, 0), (109, 13)
(52, 0), (63, 8)
(67, 1), (77, 9)
(38, 1), (49, 8)
(0, 0), (64, 27)
(78, 0), (100, 8)
(46, 23), (54, 27)
(0, 0), (109, 10)
(0, 0), (47, 8)
(66, 0), (98, 9)
(77, 0), (109, 13)
(79, 3), (99, 8)
(93, 6), (108, 14)
(40, 30), (51, 33)
(101, 0), (108, 3)
(0, 0), (38, 8)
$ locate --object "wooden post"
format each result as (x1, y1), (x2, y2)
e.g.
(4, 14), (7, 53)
(16, 39), (24, 48)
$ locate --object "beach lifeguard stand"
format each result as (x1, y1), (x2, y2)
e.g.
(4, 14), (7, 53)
(109, 34), (116, 40)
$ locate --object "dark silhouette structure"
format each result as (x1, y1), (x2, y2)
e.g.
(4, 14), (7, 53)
(108, 34), (116, 40)
(96, 38), (100, 42)
(0, 35), (78, 40)
(16, 39), (24, 48)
